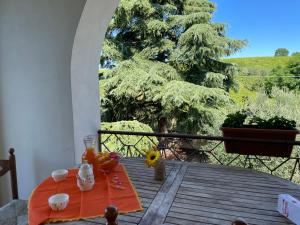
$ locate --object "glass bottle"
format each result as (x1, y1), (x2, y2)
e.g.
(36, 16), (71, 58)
(82, 135), (98, 174)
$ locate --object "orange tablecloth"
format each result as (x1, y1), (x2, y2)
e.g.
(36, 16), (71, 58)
(28, 164), (143, 225)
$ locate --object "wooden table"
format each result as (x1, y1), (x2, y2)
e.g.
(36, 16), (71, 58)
(79, 158), (300, 225)
(2, 158), (300, 225)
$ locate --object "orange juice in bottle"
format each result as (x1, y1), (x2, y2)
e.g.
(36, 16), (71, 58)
(82, 135), (98, 174)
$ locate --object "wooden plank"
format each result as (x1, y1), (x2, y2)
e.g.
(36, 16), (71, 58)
(177, 187), (279, 205)
(170, 204), (291, 223)
(187, 166), (276, 177)
(178, 186), (279, 202)
(182, 179), (300, 199)
(134, 189), (157, 196)
(186, 170), (282, 184)
(177, 184), (281, 206)
(173, 197), (281, 217)
(184, 173), (289, 187)
(139, 164), (187, 225)
(180, 180), (282, 196)
(118, 215), (141, 223)
(185, 172), (290, 188)
(183, 175), (299, 191)
(187, 164), (300, 190)
(83, 217), (138, 225)
(166, 210), (289, 225)
(166, 212), (231, 225)
(175, 193), (277, 212)
(119, 159), (173, 224)
(165, 216), (221, 225)
(132, 183), (162, 191)
(181, 180), (300, 197)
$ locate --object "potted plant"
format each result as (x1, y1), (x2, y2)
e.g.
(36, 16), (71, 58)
(220, 111), (299, 157)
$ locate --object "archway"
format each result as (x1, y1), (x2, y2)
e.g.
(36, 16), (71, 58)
(71, 0), (119, 162)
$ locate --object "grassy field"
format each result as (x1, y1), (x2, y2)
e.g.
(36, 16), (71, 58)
(229, 76), (259, 105)
(224, 56), (291, 70)
(224, 56), (294, 104)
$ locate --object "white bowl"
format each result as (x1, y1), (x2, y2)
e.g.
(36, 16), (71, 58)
(48, 193), (69, 211)
(51, 169), (68, 182)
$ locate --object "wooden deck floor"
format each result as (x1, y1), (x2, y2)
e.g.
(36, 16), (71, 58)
(80, 158), (300, 225)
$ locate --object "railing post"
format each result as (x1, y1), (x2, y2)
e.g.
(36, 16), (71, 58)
(290, 157), (300, 181)
(98, 131), (102, 153)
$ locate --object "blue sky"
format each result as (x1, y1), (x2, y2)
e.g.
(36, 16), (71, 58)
(212, 0), (300, 58)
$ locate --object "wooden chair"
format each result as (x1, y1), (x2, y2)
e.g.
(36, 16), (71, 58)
(0, 148), (18, 199)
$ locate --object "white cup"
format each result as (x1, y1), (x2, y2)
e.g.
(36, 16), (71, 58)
(51, 169), (68, 182)
(48, 193), (69, 211)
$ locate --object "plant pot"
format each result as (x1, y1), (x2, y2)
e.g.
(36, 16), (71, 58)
(220, 126), (299, 157)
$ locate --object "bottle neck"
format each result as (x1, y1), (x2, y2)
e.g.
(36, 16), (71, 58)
(86, 147), (95, 152)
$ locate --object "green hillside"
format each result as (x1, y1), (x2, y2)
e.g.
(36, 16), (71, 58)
(224, 56), (291, 70)
(222, 56), (297, 105)
(225, 56), (292, 105)
(229, 76), (260, 105)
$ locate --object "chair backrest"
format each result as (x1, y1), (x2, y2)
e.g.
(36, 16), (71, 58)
(0, 149), (18, 199)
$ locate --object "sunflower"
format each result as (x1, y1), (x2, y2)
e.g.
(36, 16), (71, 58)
(145, 149), (161, 167)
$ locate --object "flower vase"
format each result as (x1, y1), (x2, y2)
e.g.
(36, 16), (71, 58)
(154, 158), (166, 181)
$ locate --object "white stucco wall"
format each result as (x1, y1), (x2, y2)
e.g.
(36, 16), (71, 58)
(0, 0), (87, 204)
(0, 0), (119, 206)
(71, 0), (120, 163)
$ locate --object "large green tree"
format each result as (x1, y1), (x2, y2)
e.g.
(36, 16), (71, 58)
(100, 0), (246, 134)
(274, 48), (289, 57)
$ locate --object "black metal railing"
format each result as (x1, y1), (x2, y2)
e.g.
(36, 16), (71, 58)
(98, 130), (300, 182)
